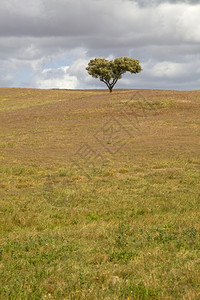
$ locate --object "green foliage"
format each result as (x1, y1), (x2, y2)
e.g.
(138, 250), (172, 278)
(86, 57), (142, 92)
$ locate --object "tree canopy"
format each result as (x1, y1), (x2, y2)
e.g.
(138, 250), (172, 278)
(86, 57), (142, 92)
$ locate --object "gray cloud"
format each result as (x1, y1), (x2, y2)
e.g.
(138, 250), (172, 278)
(0, 0), (200, 90)
(132, 0), (200, 6)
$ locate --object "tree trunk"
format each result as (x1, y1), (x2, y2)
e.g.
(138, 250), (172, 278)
(109, 87), (112, 93)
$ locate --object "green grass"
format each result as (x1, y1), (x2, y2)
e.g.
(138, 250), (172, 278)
(0, 88), (200, 299)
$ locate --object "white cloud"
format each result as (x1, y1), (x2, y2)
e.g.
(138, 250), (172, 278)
(36, 66), (78, 89)
(0, 0), (200, 90)
(151, 61), (186, 78)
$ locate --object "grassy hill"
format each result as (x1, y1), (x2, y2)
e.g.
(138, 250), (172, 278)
(0, 88), (200, 299)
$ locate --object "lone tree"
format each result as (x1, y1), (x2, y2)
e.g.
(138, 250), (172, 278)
(86, 57), (142, 93)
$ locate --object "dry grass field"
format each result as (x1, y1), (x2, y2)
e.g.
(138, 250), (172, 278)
(0, 88), (200, 299)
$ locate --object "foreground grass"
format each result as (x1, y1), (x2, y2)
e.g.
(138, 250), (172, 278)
(0, 88), (200, 299)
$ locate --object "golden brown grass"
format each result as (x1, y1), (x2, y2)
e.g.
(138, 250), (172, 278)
(0, 88), (200, 299)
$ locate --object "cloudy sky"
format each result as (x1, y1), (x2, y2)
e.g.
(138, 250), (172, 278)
(0, 0), (200, 90)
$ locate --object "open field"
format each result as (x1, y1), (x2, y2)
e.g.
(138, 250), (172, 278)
(0, 88), (200, 299)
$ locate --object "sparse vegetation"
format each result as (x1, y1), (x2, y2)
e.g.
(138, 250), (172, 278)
(0, 88), (200, 299)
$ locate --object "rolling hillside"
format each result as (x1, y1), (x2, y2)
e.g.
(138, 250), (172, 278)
(0, 88), (200, 299)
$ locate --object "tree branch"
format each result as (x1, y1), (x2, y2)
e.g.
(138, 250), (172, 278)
(111, 78), (118, 88)
(102, 79), (111, 89)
